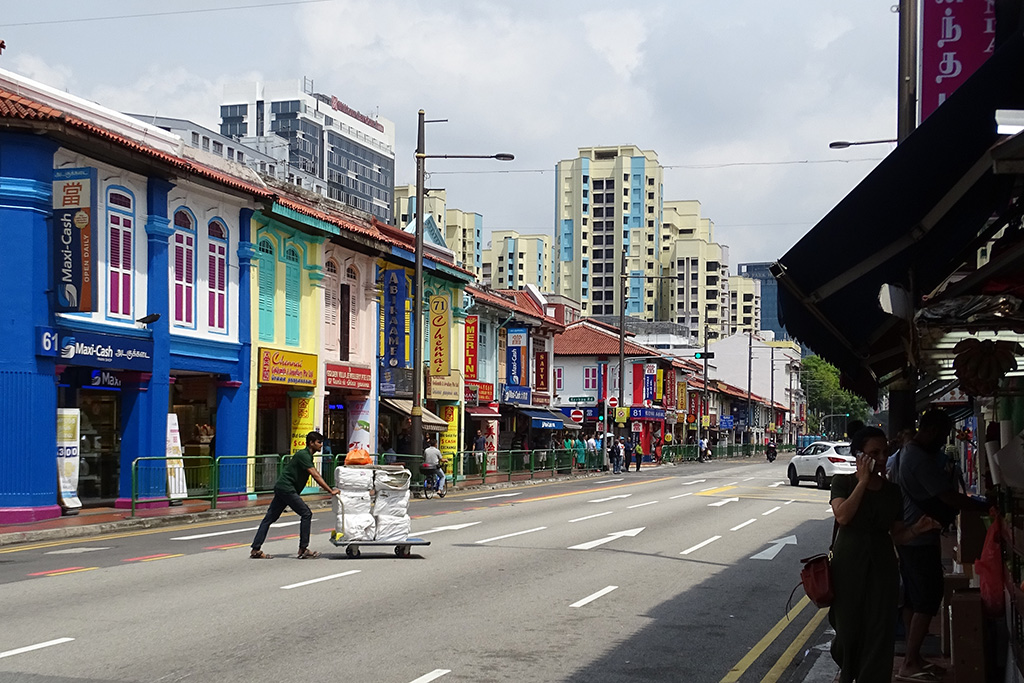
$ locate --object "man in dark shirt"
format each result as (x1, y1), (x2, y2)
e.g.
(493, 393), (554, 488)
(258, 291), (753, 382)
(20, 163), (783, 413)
(250, 431), (339, 559)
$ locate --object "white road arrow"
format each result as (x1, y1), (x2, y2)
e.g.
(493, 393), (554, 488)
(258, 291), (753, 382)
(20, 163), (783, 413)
(589, 494), (632, 503)
(682, 479), (707, 486)
(750, 535), (798, 560)
(769, 481), (786, 488)
(416, 522), (482, 536)
(464, 493), (523, 501)
(568, 527), (645, 550)
(708, 497), (739, 507)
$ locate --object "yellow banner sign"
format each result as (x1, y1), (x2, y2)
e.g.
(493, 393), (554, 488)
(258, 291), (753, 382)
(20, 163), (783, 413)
(427, 370), (462, 400)
(259, 348), (317, 386)
(429, 295), (451, 376)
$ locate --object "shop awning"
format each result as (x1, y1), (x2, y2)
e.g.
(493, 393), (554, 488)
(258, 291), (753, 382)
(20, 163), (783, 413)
(772, 32), (1024, 402)
(380, 399), (449, 432)
(466, 405), (501, 418)
(516, 408), (566, 430)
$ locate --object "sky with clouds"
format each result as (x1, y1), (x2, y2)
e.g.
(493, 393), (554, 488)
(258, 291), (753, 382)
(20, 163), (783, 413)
(1, 1), (899, 270)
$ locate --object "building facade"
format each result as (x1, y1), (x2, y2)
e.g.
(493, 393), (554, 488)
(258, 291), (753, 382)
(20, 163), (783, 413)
(727, 275), (762, 336)
(445, 208), (483, 278)
(481, 230), (553, 291)
(737, 261), (787, 340)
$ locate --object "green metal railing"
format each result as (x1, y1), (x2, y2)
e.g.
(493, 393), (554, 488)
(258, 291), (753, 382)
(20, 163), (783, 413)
(130, 455), (216, 516)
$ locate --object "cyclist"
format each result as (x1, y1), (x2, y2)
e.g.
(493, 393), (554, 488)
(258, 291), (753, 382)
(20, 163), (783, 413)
(423, 436), (445, 493)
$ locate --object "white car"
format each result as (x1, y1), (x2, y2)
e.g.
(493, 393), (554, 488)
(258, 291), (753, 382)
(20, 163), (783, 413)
(788, 441), (855, 489)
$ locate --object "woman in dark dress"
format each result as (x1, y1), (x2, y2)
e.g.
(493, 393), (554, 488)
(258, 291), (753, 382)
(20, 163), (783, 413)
(829, 427), (939, 682)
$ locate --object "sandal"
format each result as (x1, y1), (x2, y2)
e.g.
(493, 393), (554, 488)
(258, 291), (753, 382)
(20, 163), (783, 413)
(249, 549), (273, 559)
(296, 549), (321, 559)
(895, 671), (940, 682)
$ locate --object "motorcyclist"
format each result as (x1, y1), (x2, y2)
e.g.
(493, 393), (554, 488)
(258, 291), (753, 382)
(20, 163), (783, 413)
(766, 439), (777, 462)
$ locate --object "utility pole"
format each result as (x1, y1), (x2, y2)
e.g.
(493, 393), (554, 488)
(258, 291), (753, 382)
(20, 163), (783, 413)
(618, 248), (627, 443)
(701, 325), (709, 449)
(410, 110), (426, 457)
(769, 346), (775, 439)
(897, 0), (918, 144)
(746, 331), (753, 446)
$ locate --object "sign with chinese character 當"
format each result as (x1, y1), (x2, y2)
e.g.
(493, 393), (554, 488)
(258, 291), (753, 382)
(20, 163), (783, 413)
(920, 0), (993, 121)
(383, 269), (407, 369)
(534, 351), (549, 392)
(465, 315), (478, 380)
(53, 168), (97, 312)
(506, 327), (528, 387)
(429, 295), (451, 376)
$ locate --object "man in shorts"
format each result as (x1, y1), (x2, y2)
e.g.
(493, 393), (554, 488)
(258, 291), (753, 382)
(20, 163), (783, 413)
(895, 410), (985, 680)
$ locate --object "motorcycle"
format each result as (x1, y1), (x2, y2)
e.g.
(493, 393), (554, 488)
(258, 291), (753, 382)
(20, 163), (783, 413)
(766, 443), (777, 463)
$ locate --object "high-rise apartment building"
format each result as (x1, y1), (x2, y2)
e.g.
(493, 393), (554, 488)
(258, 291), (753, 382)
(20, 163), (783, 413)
(737, 262), (787, 340)
(481, 230), (553, 291)
(658, 200), (731, 344)
(554, 145), (664, 318)
(219, 78), (395, 223)
(728, 275), (762, 335)
(445, 209), (484, 277)
(393, 185), (446, 230)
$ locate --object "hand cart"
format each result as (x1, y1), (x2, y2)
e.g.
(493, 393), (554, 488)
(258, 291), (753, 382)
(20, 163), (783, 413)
(330, 535), (430, 558)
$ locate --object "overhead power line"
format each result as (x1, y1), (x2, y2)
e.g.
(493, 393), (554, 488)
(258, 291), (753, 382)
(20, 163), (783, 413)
(428, 156), (883, 175)
(2, 0), (336, 27)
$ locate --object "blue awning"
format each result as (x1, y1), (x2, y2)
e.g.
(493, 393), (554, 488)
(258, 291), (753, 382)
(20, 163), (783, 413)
(517, 408), (566, 430)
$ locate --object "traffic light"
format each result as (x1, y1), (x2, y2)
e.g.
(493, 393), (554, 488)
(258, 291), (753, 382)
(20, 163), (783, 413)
(598, 415), (604, 422)
(694, 351), (715, 360)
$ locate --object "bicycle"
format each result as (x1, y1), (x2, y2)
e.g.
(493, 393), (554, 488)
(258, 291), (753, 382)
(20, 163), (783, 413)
(419, 463), (447, 499)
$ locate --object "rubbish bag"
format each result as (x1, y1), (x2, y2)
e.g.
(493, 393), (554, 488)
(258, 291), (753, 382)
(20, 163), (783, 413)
(974, 506), (1004, 618)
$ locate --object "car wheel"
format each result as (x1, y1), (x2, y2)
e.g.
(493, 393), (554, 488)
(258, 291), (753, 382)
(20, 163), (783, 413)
(815, 468), (828, 490)
(788, 465), (799, 487)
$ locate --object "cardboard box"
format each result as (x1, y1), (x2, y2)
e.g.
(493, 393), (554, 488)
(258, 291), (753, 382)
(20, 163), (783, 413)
(941, 573), (972, 656)
(956, 508), (987, 564)
(950, 588), (985, 683)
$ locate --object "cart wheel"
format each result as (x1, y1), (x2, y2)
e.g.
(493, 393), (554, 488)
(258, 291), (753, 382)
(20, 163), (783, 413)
(346, 545), (359, 558)
(395, 545), (409, 557)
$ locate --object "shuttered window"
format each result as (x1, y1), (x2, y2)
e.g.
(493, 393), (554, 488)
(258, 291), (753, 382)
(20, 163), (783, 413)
(284, 246), (300, 346)
(258, 239), (274, 341)
(172, 210), (195, 326)
(207, 221), (227, 332)
(107, 190), (133, 318)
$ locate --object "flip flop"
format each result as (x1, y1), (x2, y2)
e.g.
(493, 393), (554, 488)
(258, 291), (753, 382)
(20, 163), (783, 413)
(296, 549), (321, 559)
(895, 671), (940, 682)
(249, 549), (273, 559)
(922, 662), (947, 675)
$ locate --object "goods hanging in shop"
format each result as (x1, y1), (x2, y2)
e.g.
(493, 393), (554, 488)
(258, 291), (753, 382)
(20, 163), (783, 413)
(952, 338), (1023, 396)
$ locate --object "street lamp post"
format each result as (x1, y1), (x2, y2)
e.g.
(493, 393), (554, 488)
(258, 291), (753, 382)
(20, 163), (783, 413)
(828, 138), (898, 149)
(410, 109), (513, 457)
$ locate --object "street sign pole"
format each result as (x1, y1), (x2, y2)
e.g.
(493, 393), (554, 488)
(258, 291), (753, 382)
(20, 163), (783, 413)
(602, 400), (609, 469)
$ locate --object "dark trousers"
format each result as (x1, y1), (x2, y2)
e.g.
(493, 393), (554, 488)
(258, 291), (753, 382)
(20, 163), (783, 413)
(633, 453), (643, 471)
(251, 489), (312, 550)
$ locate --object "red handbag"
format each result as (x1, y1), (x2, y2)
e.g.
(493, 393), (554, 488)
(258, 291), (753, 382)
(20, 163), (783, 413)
(800, 552), (834, 607)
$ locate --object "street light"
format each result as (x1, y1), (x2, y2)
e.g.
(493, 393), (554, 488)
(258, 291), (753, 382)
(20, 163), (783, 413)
(828, 138), (898, 149)
(411, 109), (513, 457)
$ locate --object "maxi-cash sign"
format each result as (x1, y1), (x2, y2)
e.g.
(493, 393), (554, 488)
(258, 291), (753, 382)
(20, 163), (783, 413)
(37, 326), (153, 371)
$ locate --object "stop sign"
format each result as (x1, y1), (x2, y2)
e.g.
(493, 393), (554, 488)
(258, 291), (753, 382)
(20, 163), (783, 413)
(570, 409), (584, 423)
(607, 396), (618, 408)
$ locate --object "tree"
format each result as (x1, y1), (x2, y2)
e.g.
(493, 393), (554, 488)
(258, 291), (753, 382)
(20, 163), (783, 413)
(801, 356), (870, 436)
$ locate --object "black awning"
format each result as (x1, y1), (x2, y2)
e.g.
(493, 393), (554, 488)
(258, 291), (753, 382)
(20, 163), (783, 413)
(773, 32), (1024, 401)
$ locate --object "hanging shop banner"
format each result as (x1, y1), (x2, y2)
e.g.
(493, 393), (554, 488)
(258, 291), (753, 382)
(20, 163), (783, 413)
(497, 328), (507, 383)
(920, 1), (993, 121)
(290, 396), (316, 455)
(53, 167), (97, 312)
(166, 413), (188, 500)
(501, 384), (531, 405)
(465, 315), (479, 380)
(259, 348), (317, 386)
(799, 403), (806, 422)
(614, 406), (630, 423)
(383, 269), (407, 369)
(466, 381), (494, 403)
(429, 295), (451, 376)
(346, 400), (373, 453)
(506, 327), (528, 387)
(325, 362), (372, 391)
(56, 408), (82, 510)
(688, 391), (699, 421)
(484, 419), (500, 473)
(677, 381), (687, 410)
(534, 351), (549, 392)
(655, 369), (664, 400)
(439, 404), (459, 461)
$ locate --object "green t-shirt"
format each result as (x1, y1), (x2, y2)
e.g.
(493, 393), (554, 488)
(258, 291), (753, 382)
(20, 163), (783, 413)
(276, 448), (314, 494)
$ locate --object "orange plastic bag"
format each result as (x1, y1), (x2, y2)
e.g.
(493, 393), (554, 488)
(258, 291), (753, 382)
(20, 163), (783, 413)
(974, 506), (1004, 618)
(344, 448), (372, 466)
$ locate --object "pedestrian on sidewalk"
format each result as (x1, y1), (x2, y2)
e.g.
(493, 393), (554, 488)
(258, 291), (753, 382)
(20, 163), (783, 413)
(632, 440), (643, 472)
(894, 410), (987, 682)
(611, 437), (624, 474)
(250, 431), (340, 560)
(829, 427), (940, 683)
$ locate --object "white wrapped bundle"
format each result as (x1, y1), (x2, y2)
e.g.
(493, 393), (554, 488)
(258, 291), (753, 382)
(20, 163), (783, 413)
(334, 490), (372, 516)
(334, 466), (373, 491)
(338, 513), (376, 541)
(374, 514), (411, 542)
(373, 489), (410, 517)
(373, 468), (411, 491)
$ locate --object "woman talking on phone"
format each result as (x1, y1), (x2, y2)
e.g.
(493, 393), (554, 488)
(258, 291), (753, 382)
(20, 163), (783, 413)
(828, 427), (940, 683)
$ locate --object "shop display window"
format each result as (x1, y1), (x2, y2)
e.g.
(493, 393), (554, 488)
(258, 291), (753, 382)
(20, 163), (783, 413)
(77, 392), (120, 503)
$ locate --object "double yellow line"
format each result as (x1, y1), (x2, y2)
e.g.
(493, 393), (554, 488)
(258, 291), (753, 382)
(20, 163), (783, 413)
(719, 595), (828, 683)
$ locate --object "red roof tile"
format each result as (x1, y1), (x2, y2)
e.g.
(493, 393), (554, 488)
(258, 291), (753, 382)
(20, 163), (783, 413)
(554, 321), (653, 356)
(0, 89), (62, 119)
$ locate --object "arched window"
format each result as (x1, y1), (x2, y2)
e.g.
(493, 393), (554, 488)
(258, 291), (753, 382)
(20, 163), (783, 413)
(284, 246), (300, 346)
(172, 209), (195, 326)
(207, 221), (227, 331)
(107, 189), (134, 319)
(258, 238), (274, 341)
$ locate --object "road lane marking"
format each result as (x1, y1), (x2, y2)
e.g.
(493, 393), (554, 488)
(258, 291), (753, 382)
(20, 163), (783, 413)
(589, 494), (631, 503)
(570, 585), (618, 608)
(669, 493), (693, 499)
(568, 527), (644, 550)
(475, 527), (547, 544)
(682, 479), (706, 485)
(698, 486), (737, 495)
(627, 501), (658, 509)
(784, 499), (795, 504)
(750, 536), (798, 560)
(708, 498), (739, 507)
(29, 566), (98, 577)
(681, 535), (721, 555)
(743, 477), (755, 481)
(45, 547), (110, 554)
(205, 542), (250, 550)
(409, 670), (451, 683)
(719, 595), (811, 682)
(171, 520), (300, 541)
(725, 481), (739, 486)
(569, 511), (613, 523)
(464, 493), (522, 501)
(281, 570), (361, 590)
(760, 606), (829, 682)
(730, 519), (756, 531)
(416, 522), (482, 536)
(603, 478), (624, 483)
(0, 637), (75, 660)
(699, 486), (717, 492)
(123, 553), (183, 563)
(769, 482), (786, 488)
(762, 506), (781, 516)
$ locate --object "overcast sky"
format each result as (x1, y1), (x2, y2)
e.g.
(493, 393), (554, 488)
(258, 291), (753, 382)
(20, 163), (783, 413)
(1, 1), (899, 270)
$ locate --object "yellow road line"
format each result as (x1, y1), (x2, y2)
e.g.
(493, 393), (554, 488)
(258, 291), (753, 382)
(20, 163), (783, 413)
(696, 486), (738, 496)
(42, 567), (99, 577)
(719, 595), (810, 683)
(760, 606), (828, 683)
(139, 554), (184, 562)
(510, 477), (673, 504)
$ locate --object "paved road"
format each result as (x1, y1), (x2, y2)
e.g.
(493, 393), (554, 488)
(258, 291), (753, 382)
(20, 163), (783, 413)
(0, 460), (836, 683)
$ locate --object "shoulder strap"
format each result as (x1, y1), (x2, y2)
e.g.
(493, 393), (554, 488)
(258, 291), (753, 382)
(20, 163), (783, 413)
(830, 518), (839, 550)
